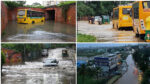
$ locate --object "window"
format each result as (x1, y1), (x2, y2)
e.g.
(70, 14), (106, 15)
(133, 2), (139, 19)
(27, 10), (31, 17)
(113, 8), (119, 20)
(143, 1), (150, 9)
(18, 10), (25, 16)
(122, 8), (131, 15)
(27, 10), (44, 17)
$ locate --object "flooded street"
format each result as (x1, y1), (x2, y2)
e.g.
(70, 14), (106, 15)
(2, 48), (76, 84)
(2, 21), (75, 42)
(78, 21), (144, 42)
(115, 54), (139, 84)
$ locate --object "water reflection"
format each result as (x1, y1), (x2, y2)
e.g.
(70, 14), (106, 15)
(2, 21), (75, 42)
(115, 54), (139, 84)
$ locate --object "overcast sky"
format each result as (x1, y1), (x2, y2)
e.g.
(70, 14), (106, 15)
(25, 0), (43, 5)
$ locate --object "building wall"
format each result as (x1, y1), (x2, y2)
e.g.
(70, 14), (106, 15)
(1, 2), (8, 31)
(66, 4), (76, 26)
(45, 4), (76, 26)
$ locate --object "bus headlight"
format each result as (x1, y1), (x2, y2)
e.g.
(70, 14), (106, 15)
(140, 19), (145, 30)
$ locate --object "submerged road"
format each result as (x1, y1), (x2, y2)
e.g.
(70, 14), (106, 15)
(115, 54), (139, 84)
(2, 48), (76, 84)
(78, 21), (144, 42)
(2, 21), (75, 42)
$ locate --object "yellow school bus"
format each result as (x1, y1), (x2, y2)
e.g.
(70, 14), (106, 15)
(132, 1), (150, 41)
(17, 9), (45, 24)
(113, 5), (133, 30)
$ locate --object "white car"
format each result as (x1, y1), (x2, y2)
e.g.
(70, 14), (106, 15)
(43, 58), (59, 66)
(42, 49), (48, 56)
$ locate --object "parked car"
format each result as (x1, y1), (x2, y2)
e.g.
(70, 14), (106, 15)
(94, 16), (102, 25)
(62, 49), (68, 57)
(43, 58), (59, 66)
(42, 49), (48, 56)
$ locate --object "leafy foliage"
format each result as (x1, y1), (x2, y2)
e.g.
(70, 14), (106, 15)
(2, 44), (42, 63)
(78, 64), (106, 84)
(133, 47), (150, 84)
(57, 1), (76, 6)
(133, 47), (150, 72)
(141, 69), (150, 84)
(1, 51), (6, 66)
(58, 1), (76, 22)
(77, 1), (133, 17)
(25, 5), (45, 8)
(32, 2), (41, 7)
(4, 1), (26, 8)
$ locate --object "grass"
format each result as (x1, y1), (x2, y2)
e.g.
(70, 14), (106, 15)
(77, 33), (96, 42)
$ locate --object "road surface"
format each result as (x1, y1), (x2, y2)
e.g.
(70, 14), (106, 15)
(78, 21), (144, 42)
(2, 48), (76, 84)
(115, 54), (139, 84)
(2, 21), (75, 42)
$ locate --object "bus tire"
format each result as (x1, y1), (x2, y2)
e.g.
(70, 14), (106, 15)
(32, 21), (35, 24)
(139, 34), (145, 40)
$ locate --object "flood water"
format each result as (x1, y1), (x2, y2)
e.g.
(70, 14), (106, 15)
(2, 48), (76, 84)
(2, 21), (75, 42)
(78, 21), (144, 42)
(115, 54), (139, 84)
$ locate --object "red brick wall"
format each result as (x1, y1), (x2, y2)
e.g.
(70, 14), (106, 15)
(45, 4), (76, 26)
(1, 2), (8, 31)
(66, 4), (76, 26)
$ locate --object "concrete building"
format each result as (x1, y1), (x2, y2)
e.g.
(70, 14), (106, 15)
(94, 53), (118, 72)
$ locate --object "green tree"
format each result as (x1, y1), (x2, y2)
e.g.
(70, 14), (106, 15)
(32, 2), (41, 7)
(77, 1), (133, 18)
(4, 1), (26, 8)
(78, 64), (86, 84)
(2, 44), (42, 63)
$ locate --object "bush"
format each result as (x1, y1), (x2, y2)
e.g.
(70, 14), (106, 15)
(1, 51), (6, 66)
(4, 1), (25, 8)
(77, 33), (96, 42)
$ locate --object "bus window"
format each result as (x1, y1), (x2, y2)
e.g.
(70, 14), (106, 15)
(33, 11), (36, 17)
(143, 1), (150, 9)
(123, 8), (131, 15)
(133, 2), (139, 19)
(114, 8), (119, 19)
(27, 10), (31, 17)
(18, 10), (25, 16)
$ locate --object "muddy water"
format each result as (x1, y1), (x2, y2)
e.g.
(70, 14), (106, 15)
(2, 48), (76, 84)
(2, 21), (75, 42)
(78, 21), (144, 42)
(115, 54), (139, 84)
